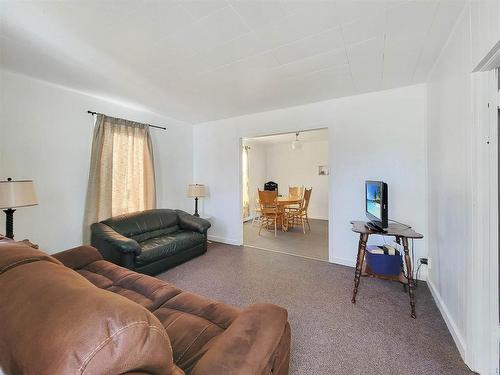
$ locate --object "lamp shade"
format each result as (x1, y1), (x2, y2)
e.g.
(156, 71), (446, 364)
(0, 180), (38, 209)
(187, 184), (206, 198)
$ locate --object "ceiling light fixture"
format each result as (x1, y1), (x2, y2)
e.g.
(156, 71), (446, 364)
(291, 131), (302, 150)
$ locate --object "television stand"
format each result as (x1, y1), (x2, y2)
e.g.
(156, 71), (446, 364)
(350, 220), (424, 318)
(365, 221), (387, 233)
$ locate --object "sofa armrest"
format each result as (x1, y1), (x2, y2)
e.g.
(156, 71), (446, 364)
(91, 223), (142, 255)
(190, 303), (289, 375)
(52, 245), (103, 270)
(176, 210), (211, 235)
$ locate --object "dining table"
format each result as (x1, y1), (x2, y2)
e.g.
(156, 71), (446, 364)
(276, 195), (302, 231)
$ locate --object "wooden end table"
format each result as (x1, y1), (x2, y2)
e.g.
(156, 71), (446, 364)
(350, 221), (424, 319)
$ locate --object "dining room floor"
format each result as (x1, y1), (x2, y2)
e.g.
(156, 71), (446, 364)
(243, 218), (328, 261)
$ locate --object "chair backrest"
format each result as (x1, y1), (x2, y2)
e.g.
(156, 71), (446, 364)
(264, 181), (278, 193)
(258, 189), (278, 210)
(288, 185), (304, 198)
(302, 188), (312, 211)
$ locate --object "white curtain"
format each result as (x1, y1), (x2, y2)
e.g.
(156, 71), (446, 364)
(83, 114), (156, 243)
(242, 146), (250, 219)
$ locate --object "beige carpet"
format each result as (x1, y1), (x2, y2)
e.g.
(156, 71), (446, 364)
(243, 218), (328, 260)
(158, 242), (471, 375)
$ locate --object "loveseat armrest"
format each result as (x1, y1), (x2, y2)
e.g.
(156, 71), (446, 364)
(190, 303), (290, 375)
(91, 222), (142, 255)
(53, 245), (103, 270)
(176, 210), (211, 235)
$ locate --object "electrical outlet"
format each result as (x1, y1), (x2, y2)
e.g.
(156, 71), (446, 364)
(420, 257), (428, 265)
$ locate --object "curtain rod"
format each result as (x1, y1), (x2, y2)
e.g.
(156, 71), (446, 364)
(87, 111), (166, 130)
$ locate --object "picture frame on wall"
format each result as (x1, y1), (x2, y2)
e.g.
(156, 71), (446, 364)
(318, 166), (329, 175)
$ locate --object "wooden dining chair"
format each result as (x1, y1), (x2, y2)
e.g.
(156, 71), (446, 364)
(252, 192), (262, 226)
(286, 185), (304, 215)
(288, 185), (303, 198)
(258, 189), (283, 237)
(289, 188), (312, 234)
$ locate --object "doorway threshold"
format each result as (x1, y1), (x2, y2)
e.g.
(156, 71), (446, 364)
(243, 244), (330, 264)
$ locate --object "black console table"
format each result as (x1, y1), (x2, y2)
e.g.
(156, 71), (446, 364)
(350, 221), (424, 318)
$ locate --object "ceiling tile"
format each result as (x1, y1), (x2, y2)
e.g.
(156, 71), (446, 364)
(169, 6), (251, 53)
(335, 1), (387, 25)
(197, 32), (269, 69)
(348, 37), (384, 91)
(177, 0), (228, 20)
(272, 27), (344, 65)
(386, 1), (437, 37)
(255, 3), (339, 50)
(272, 48), (349, 78)
(341, 14), (385, 45)
(413, 0), (465, 82)
(229, 0), (288, 29)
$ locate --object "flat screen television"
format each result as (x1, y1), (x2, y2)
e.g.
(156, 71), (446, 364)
(365, 180), (388, 230)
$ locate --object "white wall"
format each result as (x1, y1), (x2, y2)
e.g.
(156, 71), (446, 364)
(193, 84), (427, 269)
(265, 140), (329, 220)
(0, 70), (193, 253)
(426, 2), (500, 372)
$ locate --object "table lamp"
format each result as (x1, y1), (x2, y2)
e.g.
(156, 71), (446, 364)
(187, 184), (206, 217)
(0, 178), (38, 239)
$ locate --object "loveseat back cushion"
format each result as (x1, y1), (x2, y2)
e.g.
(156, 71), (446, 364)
(101, 209), (179, 238)
(136, 231), (205, 267)
(0, 244), (179, 375)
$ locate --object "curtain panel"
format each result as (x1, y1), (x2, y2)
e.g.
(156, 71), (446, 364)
(83, 114), (156, 243)
(242, 146), (250, 219)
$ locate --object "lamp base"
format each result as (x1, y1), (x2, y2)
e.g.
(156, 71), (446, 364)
(3, 208), (15, 239)
(194, 197), (199, 217)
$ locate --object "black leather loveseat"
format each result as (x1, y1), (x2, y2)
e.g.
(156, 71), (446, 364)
(91, 209), (211, 275)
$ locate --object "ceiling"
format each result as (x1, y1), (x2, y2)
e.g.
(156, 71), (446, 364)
(245, 128), (328, 144)
(0, 0), (465, 124)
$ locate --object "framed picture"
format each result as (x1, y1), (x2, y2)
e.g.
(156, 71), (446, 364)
(318, 166), (329, 175)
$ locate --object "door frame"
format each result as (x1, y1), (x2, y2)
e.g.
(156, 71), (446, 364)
(467, 68), (499, 374)
(238, 127), (331, 259)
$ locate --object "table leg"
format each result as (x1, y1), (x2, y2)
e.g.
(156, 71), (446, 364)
(395, 236), (407, 293)
(402, 237), (416, 318)
(352, 233), (368, 303)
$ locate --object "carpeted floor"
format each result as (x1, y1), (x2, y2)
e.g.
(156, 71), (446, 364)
(243, 218), (329, 260)
(158, 243), (471, 375)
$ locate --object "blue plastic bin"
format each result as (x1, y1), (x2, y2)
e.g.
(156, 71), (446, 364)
(365, 247), (402, 276)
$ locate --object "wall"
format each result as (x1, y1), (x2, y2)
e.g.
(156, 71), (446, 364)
(0, 70), (193, 253)
(193, 84), (427, 270)
(426, 2), (500, 372)
(265, 140), (329, 220)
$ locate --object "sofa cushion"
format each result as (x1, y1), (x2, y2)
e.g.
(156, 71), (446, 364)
(76, 259), (182, 311)
(136, 231), (205, 267)
(101, 209), (179, 238)
(153, 291), (239, 372)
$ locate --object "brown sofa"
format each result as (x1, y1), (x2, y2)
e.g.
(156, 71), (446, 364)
(0, 243), (291, 375)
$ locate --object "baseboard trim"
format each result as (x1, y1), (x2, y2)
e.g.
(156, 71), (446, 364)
(331, 256), (355, 267)
(207, 235), (241, 246)
(427, 278), (466, 359)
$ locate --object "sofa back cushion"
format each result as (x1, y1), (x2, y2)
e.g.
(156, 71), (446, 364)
(0, 244), (178, 375)
(101, 209), (179, 238)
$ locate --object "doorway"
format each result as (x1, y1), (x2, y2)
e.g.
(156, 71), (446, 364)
(240, 128), (329, 261)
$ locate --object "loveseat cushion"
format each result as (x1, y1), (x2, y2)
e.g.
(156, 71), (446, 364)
(136, 231), (205, 267)
(102, 209), (179, 238)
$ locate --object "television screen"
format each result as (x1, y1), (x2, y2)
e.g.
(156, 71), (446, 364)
(365, 181), (388, 229)
(366, 182), (382, 219)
